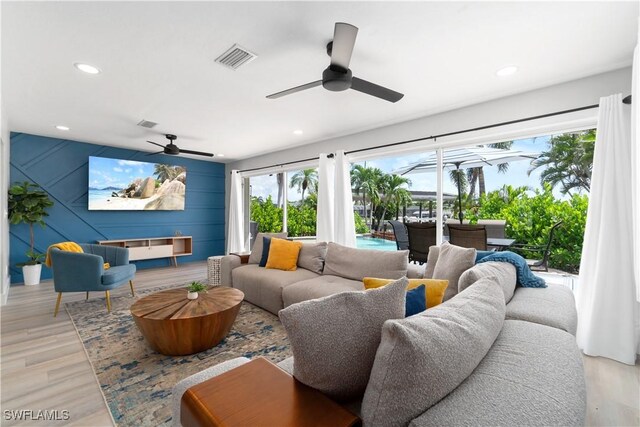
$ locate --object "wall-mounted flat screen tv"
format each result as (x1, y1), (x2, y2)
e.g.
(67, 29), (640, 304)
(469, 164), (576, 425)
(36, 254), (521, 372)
(88, 156), (186, 210)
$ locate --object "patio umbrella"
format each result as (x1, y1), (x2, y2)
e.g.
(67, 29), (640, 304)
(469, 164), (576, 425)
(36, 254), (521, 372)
(393, 147), (540, 223)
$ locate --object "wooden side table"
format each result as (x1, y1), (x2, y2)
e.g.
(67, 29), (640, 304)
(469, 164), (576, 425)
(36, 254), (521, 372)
(181, 357), (361, 427)
(230, 252), (250, 264)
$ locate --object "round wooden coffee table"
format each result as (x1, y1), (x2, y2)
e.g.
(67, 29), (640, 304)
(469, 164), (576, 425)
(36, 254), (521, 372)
(131, 286), (244, 356)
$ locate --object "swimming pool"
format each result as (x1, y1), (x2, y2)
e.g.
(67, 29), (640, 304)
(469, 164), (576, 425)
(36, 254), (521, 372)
(355, 236), (398, 251)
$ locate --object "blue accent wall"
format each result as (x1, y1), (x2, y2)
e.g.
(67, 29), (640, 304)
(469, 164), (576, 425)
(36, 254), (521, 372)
(9, 132), (226, 284)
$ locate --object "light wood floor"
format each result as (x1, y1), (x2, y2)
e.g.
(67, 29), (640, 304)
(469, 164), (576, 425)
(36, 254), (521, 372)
(1, 261), (639, 426)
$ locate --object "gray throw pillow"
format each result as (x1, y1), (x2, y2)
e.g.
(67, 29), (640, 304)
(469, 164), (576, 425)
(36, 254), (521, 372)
(423, 245), (439, 279)
(297, 242), (327, 274)
(248, 232), (287, 264)
(278, 277), (408, 401)
(432, 241), (476, 301)
(459, 261), (517, 303)
(361, 279), (506, 427)
(322, 242), (408, 281)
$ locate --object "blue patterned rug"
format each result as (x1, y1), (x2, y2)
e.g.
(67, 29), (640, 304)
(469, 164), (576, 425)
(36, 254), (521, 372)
(65, 284), (291, 426)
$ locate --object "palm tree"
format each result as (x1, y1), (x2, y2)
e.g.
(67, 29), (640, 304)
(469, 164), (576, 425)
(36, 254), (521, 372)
(351, 165), (384, 229)
(153, 164), (184, 182)
(528, 130), (594, 194)
(466, 141), (513, 199)
(289, 168), (318, 200)
(377, 174), (412, 231)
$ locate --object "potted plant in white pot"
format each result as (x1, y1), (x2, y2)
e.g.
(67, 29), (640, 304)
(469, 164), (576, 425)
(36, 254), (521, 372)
(8, 182), (54, 285)
(186, 281), (207, 300)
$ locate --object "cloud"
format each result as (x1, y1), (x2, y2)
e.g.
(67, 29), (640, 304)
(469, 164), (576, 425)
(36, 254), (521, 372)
(125, 169), (131, 173)
(113, 167), (123, 172)
(118, 160), (145, 166)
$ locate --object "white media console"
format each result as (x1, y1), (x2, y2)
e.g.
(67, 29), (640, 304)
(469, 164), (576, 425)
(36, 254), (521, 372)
(97, 236), (193, 267)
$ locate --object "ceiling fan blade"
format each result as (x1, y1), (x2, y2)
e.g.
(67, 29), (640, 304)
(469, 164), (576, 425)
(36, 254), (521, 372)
(266, 80), (322, 99)
(147, 140), (165, 148)
(351, 77), (404, 103)
(330, 22), (358, 71)
(179, 149), (214, 157)
(146, 150), (164, 156)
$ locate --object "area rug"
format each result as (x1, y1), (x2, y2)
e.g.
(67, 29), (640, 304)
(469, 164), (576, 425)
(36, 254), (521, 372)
(65, 284), (291, 426)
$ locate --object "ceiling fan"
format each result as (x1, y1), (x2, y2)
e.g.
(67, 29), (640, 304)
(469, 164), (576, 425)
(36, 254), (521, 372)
(146, 134), (213, 157)
(266, 22), (404, 103)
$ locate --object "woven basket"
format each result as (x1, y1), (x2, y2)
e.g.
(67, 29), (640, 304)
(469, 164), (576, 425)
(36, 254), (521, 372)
(207, 256), (224, 286)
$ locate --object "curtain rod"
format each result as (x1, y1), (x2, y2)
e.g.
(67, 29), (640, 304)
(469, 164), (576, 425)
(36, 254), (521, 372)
(236, 95), (632, 174)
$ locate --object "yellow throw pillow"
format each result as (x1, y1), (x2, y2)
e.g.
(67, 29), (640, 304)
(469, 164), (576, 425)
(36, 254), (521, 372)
(265, 238), (303, 271)
(363, 277), (448, 308)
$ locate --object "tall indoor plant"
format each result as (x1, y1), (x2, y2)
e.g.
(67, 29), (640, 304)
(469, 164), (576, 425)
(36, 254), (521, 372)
(8, 181), (54, 285)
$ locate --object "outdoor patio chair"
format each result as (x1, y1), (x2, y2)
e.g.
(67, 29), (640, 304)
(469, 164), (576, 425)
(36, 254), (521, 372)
(511, 221), (563, 272)
(388, 220), (410, 251)
(448, 224), (488, 250)
(249, 221), (259, 250)
(405, 222), (437, 265)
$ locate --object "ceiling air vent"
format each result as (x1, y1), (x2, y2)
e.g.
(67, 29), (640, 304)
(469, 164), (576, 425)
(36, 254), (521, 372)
(137, 119), (158, 128)
(215, 44), (257, 70)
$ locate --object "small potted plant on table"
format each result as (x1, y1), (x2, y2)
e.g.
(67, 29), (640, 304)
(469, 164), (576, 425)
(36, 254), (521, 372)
(8, 182), (54, 285)
(186, 281), (207, 300)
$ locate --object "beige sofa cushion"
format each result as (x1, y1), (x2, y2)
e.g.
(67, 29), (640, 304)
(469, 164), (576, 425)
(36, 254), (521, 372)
(423, 245), (439, 279)
(282, 275), (364, 308)
(506, 283), (578, 335)
(410, 320), (585, 427)
(297, 242), (327, 274)
(322, 242), (409, 281)
(279, 278), (408, 402)
(231, 264), (318, 314)
(361, 279), (505, 427)
(248, 232), (287, 264)
(432, 242), (476, 301)
(459, 261), (517, 303)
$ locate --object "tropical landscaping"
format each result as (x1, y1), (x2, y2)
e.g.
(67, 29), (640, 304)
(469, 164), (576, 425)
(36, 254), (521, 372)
(250, 130), (595, 272)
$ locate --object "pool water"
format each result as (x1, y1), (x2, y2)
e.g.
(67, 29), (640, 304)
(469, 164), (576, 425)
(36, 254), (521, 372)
(356, 236), (398, 251)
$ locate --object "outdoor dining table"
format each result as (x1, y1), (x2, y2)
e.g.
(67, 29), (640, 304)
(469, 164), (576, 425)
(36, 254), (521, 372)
(443, 236), (516, 251)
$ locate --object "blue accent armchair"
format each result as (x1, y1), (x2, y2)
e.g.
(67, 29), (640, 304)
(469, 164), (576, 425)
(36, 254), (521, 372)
(49, 244), (136, 316)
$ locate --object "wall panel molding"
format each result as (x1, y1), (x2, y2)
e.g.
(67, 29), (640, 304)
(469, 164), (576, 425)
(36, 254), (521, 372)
(9, 133), (226, 284)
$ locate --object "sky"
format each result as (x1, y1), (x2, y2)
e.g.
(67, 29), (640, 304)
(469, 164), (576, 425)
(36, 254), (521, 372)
(88, 157), (157, 189)
(249, 134), (580, 204)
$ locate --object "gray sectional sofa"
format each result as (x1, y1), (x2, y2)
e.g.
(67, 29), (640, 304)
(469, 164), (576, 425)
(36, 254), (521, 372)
(178, 240), (584, 426)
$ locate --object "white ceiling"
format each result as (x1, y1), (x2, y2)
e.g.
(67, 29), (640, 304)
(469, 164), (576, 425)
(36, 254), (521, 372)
(2, 1), (638, 162)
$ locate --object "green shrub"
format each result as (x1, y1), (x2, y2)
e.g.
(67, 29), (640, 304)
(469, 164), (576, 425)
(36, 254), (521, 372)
(468, 184), (587, 273)
(354, 212), (369, 234)
(251, 196), (370, 237)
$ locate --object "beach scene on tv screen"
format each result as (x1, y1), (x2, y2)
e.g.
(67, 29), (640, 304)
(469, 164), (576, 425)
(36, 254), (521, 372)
(88, 157), (186, 210)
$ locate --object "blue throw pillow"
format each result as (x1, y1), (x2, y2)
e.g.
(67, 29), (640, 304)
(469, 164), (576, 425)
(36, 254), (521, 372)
(477, 251), (546, 288)
(259, 236), (272, 267)
(405, 285), (427, 317)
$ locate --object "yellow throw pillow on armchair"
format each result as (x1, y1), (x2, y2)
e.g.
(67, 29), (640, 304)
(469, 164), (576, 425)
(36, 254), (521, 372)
(363, 277), (448, 308)
(265, 238), (303, 271)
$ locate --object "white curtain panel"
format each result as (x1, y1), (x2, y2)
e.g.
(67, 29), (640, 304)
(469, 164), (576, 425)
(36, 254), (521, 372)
(632, 18), (640, 303)
(226, 170), (245, 254)
(316, 153), (335, 243)
(333, 150), (357, 247)
(576, 94), (638, 365)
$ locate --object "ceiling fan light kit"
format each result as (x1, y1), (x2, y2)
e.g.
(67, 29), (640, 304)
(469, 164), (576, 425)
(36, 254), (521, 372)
(267, 22), (404, 103)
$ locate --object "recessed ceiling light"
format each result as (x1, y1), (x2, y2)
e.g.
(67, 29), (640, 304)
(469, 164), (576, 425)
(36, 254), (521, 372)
(55, 125), (70, 131)
(74, 62), (101, 74)
(496, 65), (518, 77)
(217, 154), (225, 157)
(293, 130), (303, 135)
